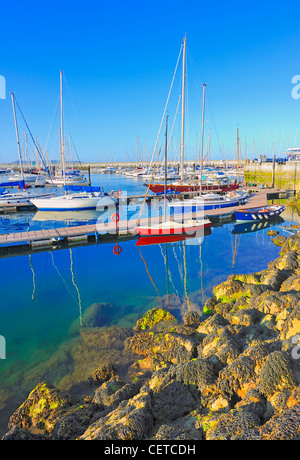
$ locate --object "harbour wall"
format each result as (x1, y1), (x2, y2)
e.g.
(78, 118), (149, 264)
(244, 161), (300, 191)
(0, 160), (243, 170)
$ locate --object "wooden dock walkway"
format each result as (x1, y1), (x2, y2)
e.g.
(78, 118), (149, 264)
(0, 188), (293, 253)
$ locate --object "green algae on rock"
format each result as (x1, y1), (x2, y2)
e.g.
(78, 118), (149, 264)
(133, 308), (177, 332)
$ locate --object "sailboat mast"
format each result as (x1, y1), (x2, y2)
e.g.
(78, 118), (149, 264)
(60, 70), (66, 188)
(199, 83), (206, 195)
(180, 36), (187, 182)
(164, 115), (169, 222)
(10, 92), (24, 184)
(237, 127), (240, 185)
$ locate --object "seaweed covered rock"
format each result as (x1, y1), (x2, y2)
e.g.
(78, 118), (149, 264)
(258, 403), (300, 440)
(88, 363), (117, 386)
(152, 412), (204, 440)
(205, 409), (261, 440)
(212, 275), (244, 304)
(92, 376), (124, 406)
(128, 329), (197, 370)
(271, 234), (287, 247)
(51, 403), (102, 440)
(133, 308), (177, 332)
(150, 379), (201, 424)
(258, 351), (297, 397)
(198, 327), (241, 372)
(2, 426), (49, 440)
(279, 234), (300, 254)
(279, 301), (300, 341)
(8, 382), (72, 434)
(79, 389), (153, 440)
(182, 311), (202, 327)
(167, 358), (216, 395)
(217, 356), (257, 399)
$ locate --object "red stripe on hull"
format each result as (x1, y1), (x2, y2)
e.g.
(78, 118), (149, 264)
(148, 183), (239, 194)
(135, 221), (212, 236)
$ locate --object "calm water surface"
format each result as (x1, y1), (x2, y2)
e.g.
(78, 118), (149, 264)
(0, 174), (295, 435)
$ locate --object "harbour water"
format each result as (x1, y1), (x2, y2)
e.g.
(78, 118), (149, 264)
(0, 173), (297, 436)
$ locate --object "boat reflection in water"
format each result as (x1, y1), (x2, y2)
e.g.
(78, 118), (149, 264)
(232, 217), (284, 235)
(136, 226), (212, 246)
(32, 209), (106, 227)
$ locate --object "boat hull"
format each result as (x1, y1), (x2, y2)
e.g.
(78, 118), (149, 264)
(148, 183), (239, 194)
(170, 198), (241, 213)
(30, 194), (117, 211)
(234, 205), (285, 222)
(135, 219), (212, 236)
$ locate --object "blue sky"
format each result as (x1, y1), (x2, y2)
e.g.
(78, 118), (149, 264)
(0, 0), (300, 163)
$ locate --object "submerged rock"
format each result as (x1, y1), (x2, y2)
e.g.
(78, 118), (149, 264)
(133, 308), (177, 332)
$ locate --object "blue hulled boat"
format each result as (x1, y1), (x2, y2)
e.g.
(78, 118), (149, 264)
(234, 205), (285, 222)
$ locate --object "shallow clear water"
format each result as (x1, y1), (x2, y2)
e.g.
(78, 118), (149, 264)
(0, 173), (296, 435)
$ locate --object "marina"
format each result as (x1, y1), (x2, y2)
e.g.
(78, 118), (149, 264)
(0, 1), (300, 441)
(0, 187), (293, 254)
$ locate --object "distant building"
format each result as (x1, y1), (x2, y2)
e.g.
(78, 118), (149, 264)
(284, 148), (300, 161)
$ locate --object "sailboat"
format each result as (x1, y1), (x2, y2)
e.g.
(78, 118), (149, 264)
(0, 93), (55, 206)
(135, 115), (212, 237)
(31, 71), (117, 211)
(170, 97), (248, 215)
(146, 38), (238, 195)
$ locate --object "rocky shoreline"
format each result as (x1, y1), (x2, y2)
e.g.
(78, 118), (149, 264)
(2, 233), (300, 440)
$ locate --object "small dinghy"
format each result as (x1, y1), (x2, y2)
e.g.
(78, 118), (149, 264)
(234, 204), (285, 222)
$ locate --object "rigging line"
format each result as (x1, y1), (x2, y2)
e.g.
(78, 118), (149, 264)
(205, 94), (223, 158)
(44, 94), (60, 154)
(48, 130), (59, 164)
(13, 95), (54, 184)
(136, 148), (161, 226)
(69, 248), (83, 327)
(167, 94), (181, 152)
(137, 247), (164, 307)
(63, 73), (95, 158)
(69, 133), (82, 166)
(149, 43), (183, 169)
(158, 243), (179, 296)
(186, 47), (204, 108)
